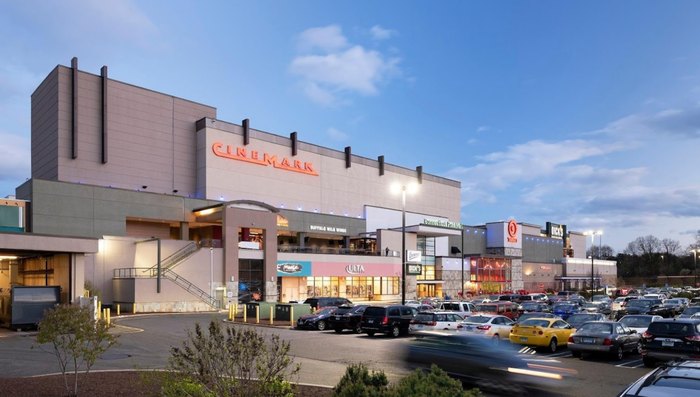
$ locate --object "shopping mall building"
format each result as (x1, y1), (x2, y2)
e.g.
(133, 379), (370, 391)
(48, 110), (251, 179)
(0, 59), (615, 314)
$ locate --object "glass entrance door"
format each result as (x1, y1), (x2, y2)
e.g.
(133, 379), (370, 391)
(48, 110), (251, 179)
(238, 259), (264, 302)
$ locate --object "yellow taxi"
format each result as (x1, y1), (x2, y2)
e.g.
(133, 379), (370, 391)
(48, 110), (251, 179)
(509, 317), (574, 353)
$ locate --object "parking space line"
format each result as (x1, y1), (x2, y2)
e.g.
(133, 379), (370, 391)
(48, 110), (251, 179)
(615, 359), (643, 368)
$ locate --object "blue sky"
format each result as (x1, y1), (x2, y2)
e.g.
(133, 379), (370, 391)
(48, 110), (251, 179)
(1, 0), (699, 252)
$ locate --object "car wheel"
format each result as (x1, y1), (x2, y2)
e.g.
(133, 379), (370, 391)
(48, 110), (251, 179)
(612, 346), (624, 361)
(571, 350), (581, 358)
(548, 338), (558, 353)
(391, 325), (400, 338)
(354, 324), (363, 334)
(366, 331), (375, 337)
(317, 320), (326, 331)
(635, 342), (643, 355)
(643, 356), (656, 368)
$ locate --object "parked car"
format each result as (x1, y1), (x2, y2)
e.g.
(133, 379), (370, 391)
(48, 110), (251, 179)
(475, 301), (519, 320)
(518, 302), (551, 316)
(439, 301), (477, 317)
(402, 333), (567, 396)
(566, 313), (608, 330)
(516, 312), (561, 324)
(662, 299), (687, 316)
(527, 293), (548, 302)
(568, 321), (642, 360)
(592, 294), (613, 305)
(328, 304), (368, 334)
(616, 299), (675, 319)
(617, 359), (700, 396)
(641, 318), (700, 367)
(612, 296), (638, 312)
(552, 302), (581, 320)
(303, 297), (352, 310)
(296, 306), (338, 330)
(409, 311), (464, 332)
(618, 314), (663, 335)
(582, 302), (610, 315)
(509, 317), (574, 353)
(404, 300), (422, 308)
(679, 306), (700, 318)
(457, 314), (515, 342)
(360, 305), (417, 337)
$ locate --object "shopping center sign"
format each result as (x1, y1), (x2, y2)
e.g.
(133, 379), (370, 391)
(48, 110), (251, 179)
(212, 142), (319, 176)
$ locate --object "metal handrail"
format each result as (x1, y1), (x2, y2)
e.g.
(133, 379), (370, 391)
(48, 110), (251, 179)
(114, 268), (152, 278)
(277, 246), (381, 256)
(113, 267), (218, 309)
(143, 242), (199, 273)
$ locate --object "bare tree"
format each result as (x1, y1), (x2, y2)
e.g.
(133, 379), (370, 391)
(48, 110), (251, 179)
(661, 239), (682, 256)
(586, 245), (615, 259)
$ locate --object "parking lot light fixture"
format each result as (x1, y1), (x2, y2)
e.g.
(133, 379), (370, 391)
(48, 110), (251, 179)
(391, 182), (418, 305)
(585, 230), (603, 294)
(691, 249), (699, 287)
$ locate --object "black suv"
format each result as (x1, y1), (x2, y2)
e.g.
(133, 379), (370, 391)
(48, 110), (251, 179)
(618, 359), (700, 396)
(360, 305), (417, 337)
(641, 318), (700, 367)
(303, 297), (352, 310)
(328, 305), (368, 334)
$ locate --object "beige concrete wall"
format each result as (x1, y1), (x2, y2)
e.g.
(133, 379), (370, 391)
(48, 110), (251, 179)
(376, 229), (418, 256)
(35, 66), (216, 197)
(198, 122), (461, 220)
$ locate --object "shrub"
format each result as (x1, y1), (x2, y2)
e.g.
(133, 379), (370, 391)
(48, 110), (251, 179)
(332, 363), (482, 397)
(165, 320), (300, 397)
(34, 304), (118, 397)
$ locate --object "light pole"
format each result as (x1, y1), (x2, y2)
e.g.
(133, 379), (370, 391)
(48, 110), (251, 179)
(393, 182), (418, 305)
(691, 249), (699, 287)
(585, 230), (603, 294)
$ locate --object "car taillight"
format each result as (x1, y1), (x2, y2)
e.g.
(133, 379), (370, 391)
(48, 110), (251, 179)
(538, 329), (543, 335)
(476, 325), (491, 331)
(642, 331), (653, 340)
(685, 335), (700, 342)
(568, 336), (574, 343)
(603, 338), (612, 346)
(457, 324), (464, 329)
(381, 316), (389, 325)
(428, 321), (437, 326)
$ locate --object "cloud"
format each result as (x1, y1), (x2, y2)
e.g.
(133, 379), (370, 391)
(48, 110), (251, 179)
(327, 127), (349, 142)
(297, 25), (348, 52)
(370, 25), (396, 40)
(598, 106), (700, 140)
(476, 125), (491, 133)
(290, 25), (401, 105)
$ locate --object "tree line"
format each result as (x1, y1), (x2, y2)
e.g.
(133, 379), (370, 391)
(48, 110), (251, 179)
(587, 231), (700, 278)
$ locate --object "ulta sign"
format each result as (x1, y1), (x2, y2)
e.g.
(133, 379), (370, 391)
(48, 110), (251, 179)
(212, 142), (319, 176)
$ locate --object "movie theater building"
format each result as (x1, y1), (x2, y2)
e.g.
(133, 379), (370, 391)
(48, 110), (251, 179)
(0, 59), (466, 312)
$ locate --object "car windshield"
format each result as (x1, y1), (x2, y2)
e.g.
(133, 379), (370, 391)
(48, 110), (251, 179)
(521, 303), (541, 310)
(463, 315), (491, 324)
(334, 306), (354, 314)
(592, 295), (608, 301)
(414, 313), (435, 322)
(519, 319), (551, 327)
(648, 322), (700, 336)
(620, 316), (652, 328)
(579, 323), (612, 334)
(442, 303), (462, 311)
(584, 303), (600, 308)
(665, 299), (681, 305)
(317, 307), (336, 315)
(554, 304), (575, 310)
(568, 314), (598, 323)
(683, 308), (700, 315)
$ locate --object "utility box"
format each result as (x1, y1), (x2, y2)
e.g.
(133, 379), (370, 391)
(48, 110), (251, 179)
(245, 302), (275, 320)
(7, 286), (60, 330)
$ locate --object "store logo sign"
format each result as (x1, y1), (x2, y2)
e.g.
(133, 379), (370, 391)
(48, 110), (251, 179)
(423, 219), (463, 230)
(277, 263), (303, 274)
(407, 264), (423, 275)
(345, 264), (365, 275)
(546, 222), (564, 239)
(507, 220), (518, 243)
(212, 142), (319, 176)
(406, 250), (422, 264)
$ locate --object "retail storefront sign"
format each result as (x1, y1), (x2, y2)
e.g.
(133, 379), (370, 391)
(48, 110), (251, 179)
(406, 250), (422, 264)
(309, 224), (347, 233)
(546, 222), (564, 239)
(313, 262), (401, 277)
(345, 264), (365, 275)
(422, 218), (463, 230)
(212, 142), (319, 176)
(276, 260), (312, 277)
(407, 264), (423, 275)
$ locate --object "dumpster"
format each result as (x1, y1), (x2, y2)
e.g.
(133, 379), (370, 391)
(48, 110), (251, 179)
(244, 302), (275, 320)
(274, 303), (313, 322)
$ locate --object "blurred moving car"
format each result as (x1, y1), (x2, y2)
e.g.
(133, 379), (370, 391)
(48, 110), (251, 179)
(509, 318), (574, 353)
(303, 297), (352, 310)
(328, 304), (368, 334)
(566, 313), (607, 330)
(409, 311), (464, 332)
(296, 306), (338, 330)
(568, 321), (642, 360)
(641, 318), (700, 367)
(662, 298), (688, 316)
(360, 305), (417, 337)
(618, 314), (663, 334)
(457, 314), (514, 342)
(617, 359), (700, 396)
(402, 333), (566, 396)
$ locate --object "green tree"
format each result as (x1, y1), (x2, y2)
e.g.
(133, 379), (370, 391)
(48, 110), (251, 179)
(34, 304), (118, 397)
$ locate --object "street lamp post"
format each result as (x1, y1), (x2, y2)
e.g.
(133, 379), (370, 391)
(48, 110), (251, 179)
(691, 249), (699, 287)
(393, 183), (417, 305)
(585, 230), (603, 294)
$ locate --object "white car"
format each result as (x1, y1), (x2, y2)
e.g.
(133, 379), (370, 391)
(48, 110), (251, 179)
(618, 314), (662, 334)
(409, 311), (464, 332)
(439, 301), (477, 318)
(456, 314), (515, 342)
